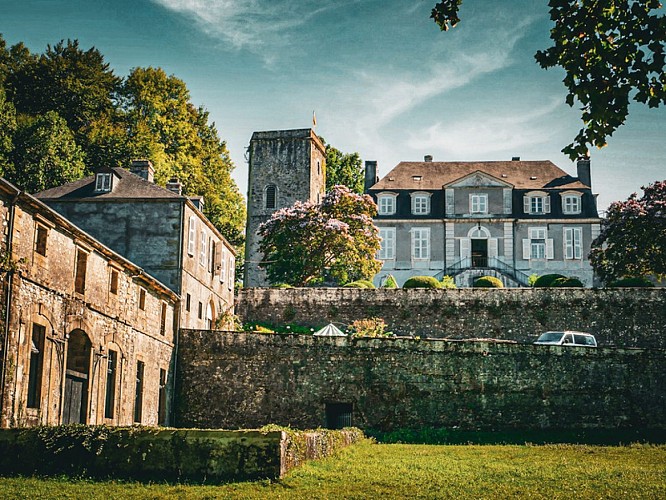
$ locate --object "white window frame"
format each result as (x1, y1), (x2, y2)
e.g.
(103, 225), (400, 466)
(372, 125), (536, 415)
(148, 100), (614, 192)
(562, 193), (582, 215)
(564, 227), (583, 260)
(411, 192), (430, 215)
(95, 173), (112, 192)
(377, 193), (397, 215)
(199, 231), (206, 266)
(187, 216), (196, 256)
(227, 256), (234, 290)
(524, 192), (550, 214)
(411, 227), (430, 260)
(524, 226), (553, 260)
(378, 227), (396, 260)
(470, 193), (488, 214)
(220, 249), (227, 282)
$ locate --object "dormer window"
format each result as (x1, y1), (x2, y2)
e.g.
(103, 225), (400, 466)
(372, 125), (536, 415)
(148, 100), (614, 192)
(470, 193), (488, 214)
(411, 192), (430, 215)
(377, 193), (397, 215)
(561, 192), (582, 214)
(523, 191), (550, 214)
(95, 173), (112, 192)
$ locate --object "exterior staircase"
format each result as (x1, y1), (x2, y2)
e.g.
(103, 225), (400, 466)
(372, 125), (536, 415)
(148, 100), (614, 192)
(436, 258), (531, 288)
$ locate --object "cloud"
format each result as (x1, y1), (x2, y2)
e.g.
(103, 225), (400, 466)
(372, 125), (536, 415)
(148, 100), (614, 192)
(151, 0), (357, 60)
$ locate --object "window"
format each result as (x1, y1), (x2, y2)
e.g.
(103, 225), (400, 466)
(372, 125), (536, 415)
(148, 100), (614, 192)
(27, 324), (46, 409)
(139, 288), (146, 310)
(35, 225), (48, 256)
(158, 368), (167, 426)
(411, 228), (430, 260)
(134, 360), (144, 423)
(104, 350), (117, 419)
(220, 251), (227, 282)
(564, 227), (583, 259)
(524, 227), (553, 260)
(265, 185), (277, 209)
(378, 227), (396, 260)
(209, 239), (215, 274)
(198, 302), (203, 320)
(95, 173), (112, 192)
(562, 194), (582, 214)
(524, 192), (550, 214)
(199, 231), (206, 266)
(411, 193), (430, 215)
(228, 256), (234, 290)
(377, 194), (396, 215)
(187, 216), (196, 256)
(470, 194), (488, 214)
(186, 293), (191, 312)
(109, 269), (118, 295)
(325, 403), (353, 430)
(160, 302), (167, 336)
(74, 249), (88, 295)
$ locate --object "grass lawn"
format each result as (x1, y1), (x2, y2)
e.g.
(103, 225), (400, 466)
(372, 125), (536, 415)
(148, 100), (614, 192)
(0, 441), (664, 499)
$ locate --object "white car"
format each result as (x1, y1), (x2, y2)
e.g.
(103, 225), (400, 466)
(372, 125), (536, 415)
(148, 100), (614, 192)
(534, 331), (597, 347)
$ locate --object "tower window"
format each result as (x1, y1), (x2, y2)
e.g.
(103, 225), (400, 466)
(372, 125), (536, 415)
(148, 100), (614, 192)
(265, 185), (277, 209)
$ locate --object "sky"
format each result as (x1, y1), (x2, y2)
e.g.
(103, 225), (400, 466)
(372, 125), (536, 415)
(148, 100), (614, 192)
(2, 0), (665, 212)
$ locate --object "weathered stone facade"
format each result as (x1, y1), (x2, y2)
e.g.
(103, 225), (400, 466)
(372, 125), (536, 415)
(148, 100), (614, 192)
(236, 288), (666, 348)
(0, 179), (178, 428)
(176, 331), (666, 432)
(244, 129), (326, 287)
(36, 163), (236, 329)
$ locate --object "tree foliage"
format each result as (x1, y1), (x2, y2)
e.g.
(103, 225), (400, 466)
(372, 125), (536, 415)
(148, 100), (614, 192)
(0, 35), (245, 249)
(322, 139), (365, 193)
(590, 180), (666, 281)
(430, 1), (666, 159)
(258, 185), (382, 286)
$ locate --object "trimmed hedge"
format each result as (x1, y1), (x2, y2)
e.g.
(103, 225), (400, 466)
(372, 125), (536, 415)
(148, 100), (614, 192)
(344, 280), (376, 289)
(608, 277), (654, 287)
(0, 425), (363, 483)
(381, 274), (398, 289)
(473, 276), (504, 288)
(403, 276), (442, 289)
(550, 277), (583, 287)
(532, 274), (566, 287)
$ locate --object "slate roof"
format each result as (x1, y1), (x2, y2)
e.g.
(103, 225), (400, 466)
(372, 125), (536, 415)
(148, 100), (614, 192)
(35, 167), (182, 201)
(370, 161), (588, 191)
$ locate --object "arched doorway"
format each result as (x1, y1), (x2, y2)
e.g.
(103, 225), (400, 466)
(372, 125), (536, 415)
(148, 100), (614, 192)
(63, 329), (91, 424)
(468, 226), (490, 267)
(206, 301), (215, 330)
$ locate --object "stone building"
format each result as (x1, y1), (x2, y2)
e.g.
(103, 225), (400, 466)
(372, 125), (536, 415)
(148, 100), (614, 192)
(366, 156), (601, 287)
(244, 129), (326, 287)
(0, 178), (178, 428)
(36, 160), (236, 329)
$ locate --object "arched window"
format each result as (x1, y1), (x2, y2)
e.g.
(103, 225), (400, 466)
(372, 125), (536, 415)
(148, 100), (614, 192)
(265, 185), (277, 209)
(468, 226), (490, 239)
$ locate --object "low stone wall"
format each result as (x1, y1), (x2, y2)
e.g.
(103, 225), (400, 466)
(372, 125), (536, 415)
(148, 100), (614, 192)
(236, 288), (666, 348)
(176, 330), (666, 433)
(0, 426), (362, 482)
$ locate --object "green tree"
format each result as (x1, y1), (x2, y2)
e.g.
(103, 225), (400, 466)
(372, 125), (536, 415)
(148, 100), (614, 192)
(0, 88), (16, 175)
(8, 111), (86, 192)
(430, 1), (666, 159)
(322, 141), (365, 193)
(590, 180), (666, 282)
(258, 185), (382, 286)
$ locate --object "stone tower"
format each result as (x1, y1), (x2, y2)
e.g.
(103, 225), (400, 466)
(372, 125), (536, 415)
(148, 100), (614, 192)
(244, 129), (326, 287)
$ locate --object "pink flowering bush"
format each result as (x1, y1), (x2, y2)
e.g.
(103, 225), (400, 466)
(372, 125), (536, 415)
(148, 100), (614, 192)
(258, 185), (382, 286)
(590, 180), (666, 282)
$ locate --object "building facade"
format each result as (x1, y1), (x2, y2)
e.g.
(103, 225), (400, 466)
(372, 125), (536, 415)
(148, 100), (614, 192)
(36, 161), (236, 329)
(0, 178), (178, 428)
(243, 129), (326, 287)
(367, 157), (601, 287)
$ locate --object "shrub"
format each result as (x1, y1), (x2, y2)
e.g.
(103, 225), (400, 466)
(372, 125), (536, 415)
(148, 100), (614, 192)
(273, 283), (293, 289)
(349, 317), (391, 337)
(532, 274), (566, 287)
(607, 276), (654, 287)
(528, 273), (539, 287)
(550, 277), (584, 287)
(440, 275), (457, 289)
(344, 280), (376, 288)
(473, 276), (504, 288)
(403, 276), (442, 289)
(381, 274), (398, 288)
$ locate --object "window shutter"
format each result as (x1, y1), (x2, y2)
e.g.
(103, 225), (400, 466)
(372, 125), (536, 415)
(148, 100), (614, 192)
(488, 238), (499, 258)
(544, 195), (551, 213)
(564, 228), (572, 259)
(214, 243), (222, 274)
(522, 239), (530, 260)
(546, 239), (554, 259)
(523, 196), (530, 213)
(188, 217), (196, 256)
(460, 238), (471, 260)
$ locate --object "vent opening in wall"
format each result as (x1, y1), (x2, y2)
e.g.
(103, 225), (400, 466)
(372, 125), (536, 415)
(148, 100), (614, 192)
(325, 402), (353, 429)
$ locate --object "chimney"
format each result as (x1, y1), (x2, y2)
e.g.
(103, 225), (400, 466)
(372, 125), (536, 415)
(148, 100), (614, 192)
(424, 155), (433, 162)
(130, 159), (154, 183)
(364, 160), (378, 193)
(166, 177), (183, 196)
(577, 154), (591, 187)
(190, 195), (205, 211)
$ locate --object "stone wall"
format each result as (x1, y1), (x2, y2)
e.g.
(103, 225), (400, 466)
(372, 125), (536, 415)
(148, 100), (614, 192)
(236, 288), (666, 348)
(176, 331), (666, 432)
